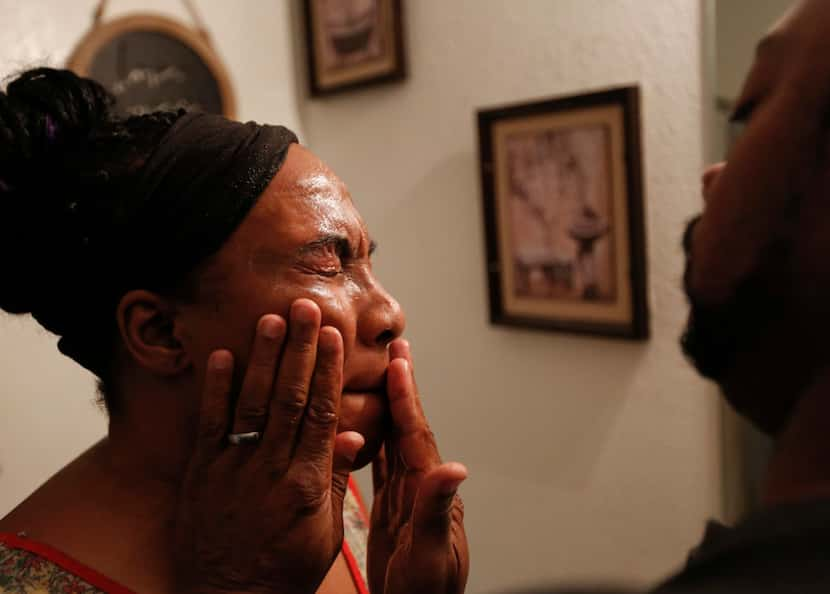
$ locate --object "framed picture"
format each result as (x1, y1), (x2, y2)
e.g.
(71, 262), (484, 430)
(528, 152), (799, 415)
(478, 87), (649, 339)
(67, 14), (236, 118)
(304, 0), (406, 96)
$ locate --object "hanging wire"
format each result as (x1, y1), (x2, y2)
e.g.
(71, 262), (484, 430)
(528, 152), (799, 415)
(92, 0), (212, 44)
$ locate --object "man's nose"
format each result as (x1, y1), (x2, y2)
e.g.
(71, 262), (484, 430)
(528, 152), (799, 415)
(357, 281), (406, 348)
(702, 162), (726, 203)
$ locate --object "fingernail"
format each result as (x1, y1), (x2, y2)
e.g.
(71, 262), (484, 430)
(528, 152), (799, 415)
(319, 327), (341, 352)
(260, 316), (282, 339)
(292, 300), (318, 324)
(211, 351), (232, 371)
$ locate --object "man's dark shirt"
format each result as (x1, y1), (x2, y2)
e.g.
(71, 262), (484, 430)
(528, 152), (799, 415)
(651, 498), (830, 593)
(511, 498), (830, 594)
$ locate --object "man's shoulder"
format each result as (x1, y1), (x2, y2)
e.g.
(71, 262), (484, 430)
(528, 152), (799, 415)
(652, 499), (830, 594)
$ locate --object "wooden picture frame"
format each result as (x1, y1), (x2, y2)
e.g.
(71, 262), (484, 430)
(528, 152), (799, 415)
(67, 14), (236, 119)
(303, 0), (406, 96)
(478, 87), (649, 339)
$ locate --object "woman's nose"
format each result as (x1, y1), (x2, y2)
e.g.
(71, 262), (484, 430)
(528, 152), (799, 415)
(702, 162), (726, 202)
(357, 282), (406, 348)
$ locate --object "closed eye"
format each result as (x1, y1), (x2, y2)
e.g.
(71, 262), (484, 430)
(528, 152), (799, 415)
(729, 99), (755, 124)
(727, 100), (755, 146)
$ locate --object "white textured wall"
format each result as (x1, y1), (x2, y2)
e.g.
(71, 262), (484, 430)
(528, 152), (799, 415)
(0, 0), (303, 514)
(300, 1), (720, 592)
(1, 1), (721, 593)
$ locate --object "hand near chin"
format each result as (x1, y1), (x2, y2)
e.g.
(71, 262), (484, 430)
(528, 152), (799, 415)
(173, 300), (364, 594)
(368, 339), (469, 594)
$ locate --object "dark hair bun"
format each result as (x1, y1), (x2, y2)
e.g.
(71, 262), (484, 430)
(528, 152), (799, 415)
(0, 68), (113, 315)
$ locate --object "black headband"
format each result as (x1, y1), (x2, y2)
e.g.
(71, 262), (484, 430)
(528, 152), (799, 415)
(56, 112), (299, 373)
(115, 111), (298, 287)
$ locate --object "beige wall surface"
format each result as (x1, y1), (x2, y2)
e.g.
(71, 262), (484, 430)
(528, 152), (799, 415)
(1, 1), (720, 593)
(716, 0), (795, 101)
(301, 1), (720, 591)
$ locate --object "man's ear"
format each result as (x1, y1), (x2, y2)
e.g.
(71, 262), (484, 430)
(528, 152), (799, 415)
(116, 290), (190, 376)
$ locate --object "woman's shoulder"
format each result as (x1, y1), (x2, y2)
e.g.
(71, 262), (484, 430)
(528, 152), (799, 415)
(0, 442), (103, 534)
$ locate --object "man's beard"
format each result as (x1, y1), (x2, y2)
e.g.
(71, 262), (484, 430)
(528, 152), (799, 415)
(680, 290), (802, 436)
(680, 221), (797, 435)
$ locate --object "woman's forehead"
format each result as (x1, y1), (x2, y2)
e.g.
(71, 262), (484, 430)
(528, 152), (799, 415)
(247, 145), (367, 247)
(272, 145), (350, 206)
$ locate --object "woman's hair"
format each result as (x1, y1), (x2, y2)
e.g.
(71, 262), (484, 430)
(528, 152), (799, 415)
(1, 68), (297, 413)
(0, 68), (186, 411)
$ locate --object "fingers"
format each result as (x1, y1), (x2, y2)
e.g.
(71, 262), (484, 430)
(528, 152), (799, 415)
(230, 315), (286, 435)
(387, 357), (440, 470)
(262, 299), (321, 458)
(331, 431), (365, 502)
(410, 463), (468, 549)
(389, 338), (413, 369)
(372, 446), (389, 495)
(389, 338), (417, 391)
(389, 338), (425, 417)
(294, 326), (345, 471)
(193, 350), (234, 463)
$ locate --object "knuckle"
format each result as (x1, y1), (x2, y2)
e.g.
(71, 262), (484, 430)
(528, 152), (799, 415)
(330, 480), (348, 503)
(305, 401), (338, 426)
(289, 335), (316, 357)
(247, 356), (276, 376)
(198, 426), (224, 447)
(278, 379), (309, 405)
(286, 472), (328, 515)
(234, 403), (267, 425)
(198, 416), (227, 443)
(314, 356), (338, 376)
(275, 394), (306, 424)
(452, 495), (465, 522)
(414, 425), (435, 444)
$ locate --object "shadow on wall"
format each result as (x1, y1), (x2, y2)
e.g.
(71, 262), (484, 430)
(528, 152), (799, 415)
(373, 149), (649, 491)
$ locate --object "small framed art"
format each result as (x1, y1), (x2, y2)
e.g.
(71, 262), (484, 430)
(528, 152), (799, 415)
(303, 0), (406, 96)
(478, 87), (649, 339)
(68, 13), (236, 118)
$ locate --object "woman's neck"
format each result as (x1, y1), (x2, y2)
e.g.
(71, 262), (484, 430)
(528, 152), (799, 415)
(107, 368), (201, 483)
(763, 365), (830, 507)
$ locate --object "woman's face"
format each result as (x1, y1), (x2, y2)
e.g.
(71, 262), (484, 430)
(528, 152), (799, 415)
(180, 144), (405, 468)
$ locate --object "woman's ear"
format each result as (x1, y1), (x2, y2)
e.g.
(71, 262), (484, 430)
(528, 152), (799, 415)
(116, 290), (190, 376)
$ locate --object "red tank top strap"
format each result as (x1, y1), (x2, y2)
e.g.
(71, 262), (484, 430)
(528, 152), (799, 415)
(342, 476), (371, 594)
(0, 532), (134, 593)
(2, 480), (373, 594)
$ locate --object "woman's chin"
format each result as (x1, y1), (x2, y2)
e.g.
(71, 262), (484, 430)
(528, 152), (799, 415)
(338, 390), (387, 471)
